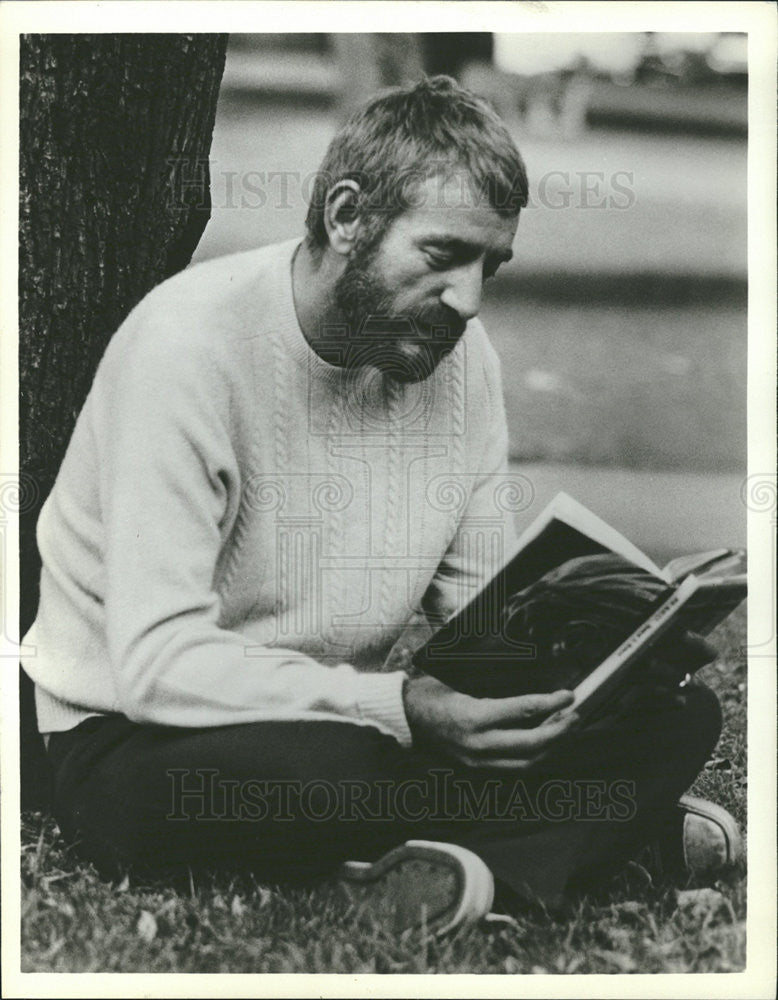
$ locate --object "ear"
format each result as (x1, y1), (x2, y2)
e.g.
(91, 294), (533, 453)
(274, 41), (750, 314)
(323, 179), (362, 255)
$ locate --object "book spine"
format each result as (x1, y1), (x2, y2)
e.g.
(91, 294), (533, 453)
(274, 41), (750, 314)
(572, 575), (700, 718)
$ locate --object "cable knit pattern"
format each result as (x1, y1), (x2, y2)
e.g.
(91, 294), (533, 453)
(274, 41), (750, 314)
(22, 238), (515, 748)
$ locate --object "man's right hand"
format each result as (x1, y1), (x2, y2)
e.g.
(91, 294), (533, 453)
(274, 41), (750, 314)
(402, 673), (578, 771)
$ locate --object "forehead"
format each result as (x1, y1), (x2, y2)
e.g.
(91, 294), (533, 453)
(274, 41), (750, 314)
(389, 172), (518, 252)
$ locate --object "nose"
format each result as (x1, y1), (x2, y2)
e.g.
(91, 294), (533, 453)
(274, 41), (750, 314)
(440, 261), (483, 323)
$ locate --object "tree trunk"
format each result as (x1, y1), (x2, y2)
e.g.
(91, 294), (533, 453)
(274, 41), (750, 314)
(18, 33), (228, 809)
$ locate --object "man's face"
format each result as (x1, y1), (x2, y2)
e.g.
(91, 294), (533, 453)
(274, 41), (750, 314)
(332, 173), (518, 383)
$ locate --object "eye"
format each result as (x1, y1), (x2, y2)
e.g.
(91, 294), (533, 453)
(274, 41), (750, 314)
(424, 249), (455, 271)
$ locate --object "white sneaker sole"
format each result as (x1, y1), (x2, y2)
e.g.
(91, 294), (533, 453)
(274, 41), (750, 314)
(678, 794), (744, 874)
(337, 840), (495, 937)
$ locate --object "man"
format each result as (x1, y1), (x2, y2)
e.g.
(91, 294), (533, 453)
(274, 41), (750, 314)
(22, 76), (740, 935)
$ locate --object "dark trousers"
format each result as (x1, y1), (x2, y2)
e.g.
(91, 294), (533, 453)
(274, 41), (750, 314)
(46, 683), (721, 905)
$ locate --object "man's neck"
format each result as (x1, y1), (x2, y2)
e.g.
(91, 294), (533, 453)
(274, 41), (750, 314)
(291, 240), (345, 360)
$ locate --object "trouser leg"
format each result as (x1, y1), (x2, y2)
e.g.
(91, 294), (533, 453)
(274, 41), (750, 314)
(48, 715), (432, 883)
(46, 683), (721, 902)
(458, 681), (722, 903)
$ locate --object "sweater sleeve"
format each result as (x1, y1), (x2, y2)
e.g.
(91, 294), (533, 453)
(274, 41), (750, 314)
(421, 333), (519, 626)
(94, 313), (411, 746)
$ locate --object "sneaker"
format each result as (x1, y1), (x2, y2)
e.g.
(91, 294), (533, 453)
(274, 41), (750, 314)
(643, 794), (743, 882)
(677, 794), (743, 877)
(337, 840), (495, 937)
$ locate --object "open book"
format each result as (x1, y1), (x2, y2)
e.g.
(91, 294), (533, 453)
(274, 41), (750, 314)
(413, 492), (746, 724)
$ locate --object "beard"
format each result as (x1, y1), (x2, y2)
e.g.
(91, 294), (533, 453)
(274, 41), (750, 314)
(330, 238), (466, 384)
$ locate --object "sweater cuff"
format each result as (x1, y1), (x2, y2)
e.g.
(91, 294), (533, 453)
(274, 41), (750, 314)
(352, 670), (412, 749)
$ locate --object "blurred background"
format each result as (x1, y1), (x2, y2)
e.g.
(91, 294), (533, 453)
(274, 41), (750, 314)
(193, 32), (747, 562)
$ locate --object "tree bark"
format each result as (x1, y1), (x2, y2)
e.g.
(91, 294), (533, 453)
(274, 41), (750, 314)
(18, 33), (228, 808)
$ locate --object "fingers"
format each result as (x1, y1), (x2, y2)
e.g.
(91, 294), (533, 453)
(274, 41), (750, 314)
(642, 637), (717, 697)
(643, 657), (684, 685)
(460, 709), (580, 764)
(682, 631), (718, 668)
(652, 631), (718, 670)
(471, 688), (575, 731)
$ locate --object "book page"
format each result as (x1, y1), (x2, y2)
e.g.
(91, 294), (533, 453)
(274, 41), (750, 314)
(663, 547), (744, 583)
(417, 492), (668, 669)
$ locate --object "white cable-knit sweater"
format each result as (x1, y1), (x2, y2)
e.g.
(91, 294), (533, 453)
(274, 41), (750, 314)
(22, 238), (516, 747)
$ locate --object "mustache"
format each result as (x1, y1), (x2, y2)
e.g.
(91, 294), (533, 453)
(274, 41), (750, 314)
(359, 306), (466, 342)
(333, 257), (467, 342)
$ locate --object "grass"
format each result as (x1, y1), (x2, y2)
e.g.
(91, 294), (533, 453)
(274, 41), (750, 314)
(20, 606), (746, 975)
(482, 295), (746, 473)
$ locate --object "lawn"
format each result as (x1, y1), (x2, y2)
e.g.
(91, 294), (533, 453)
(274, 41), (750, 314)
(20, 607), (746, 975)
(482, 294), (746, 474)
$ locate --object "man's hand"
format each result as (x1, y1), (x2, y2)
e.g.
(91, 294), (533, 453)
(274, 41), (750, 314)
(402, 674), (578, 771)
(646, 631), (718, 683)
(617, 629), (719, 711)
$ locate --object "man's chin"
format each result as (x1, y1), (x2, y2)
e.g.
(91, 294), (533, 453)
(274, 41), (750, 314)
(367, 340), (455, 383)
